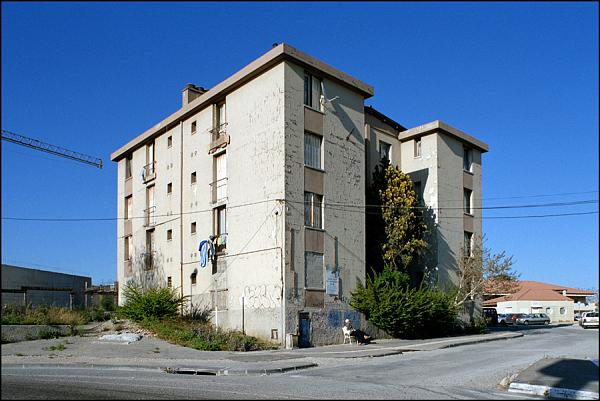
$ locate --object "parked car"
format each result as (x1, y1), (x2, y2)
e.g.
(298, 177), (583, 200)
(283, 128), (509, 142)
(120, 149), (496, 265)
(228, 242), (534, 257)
(497, 313), (510, 325)
(515, 313), (551, 325)
(580, 312), (599, 329)
(503, 313), (525, 325)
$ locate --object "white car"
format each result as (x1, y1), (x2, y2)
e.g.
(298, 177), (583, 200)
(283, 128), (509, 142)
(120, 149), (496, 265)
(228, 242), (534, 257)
(580, 312), (599, 329)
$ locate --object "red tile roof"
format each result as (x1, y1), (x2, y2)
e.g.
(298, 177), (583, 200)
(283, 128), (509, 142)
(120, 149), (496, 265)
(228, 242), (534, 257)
(484, 279), (594, 296)
(483, 288), (574, 307)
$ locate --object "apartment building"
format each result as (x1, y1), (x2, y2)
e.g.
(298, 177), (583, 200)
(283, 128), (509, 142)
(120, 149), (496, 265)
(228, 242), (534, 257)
(364, 109), (489, 291)
(112, 44), (374, 347)
(111, 44), (489, 346)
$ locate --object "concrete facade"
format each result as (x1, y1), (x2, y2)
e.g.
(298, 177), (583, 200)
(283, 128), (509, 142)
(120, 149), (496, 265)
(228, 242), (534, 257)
(364, 114), (489, 292)
(112, 44), (489, 345)
(112, 44), (375, 346)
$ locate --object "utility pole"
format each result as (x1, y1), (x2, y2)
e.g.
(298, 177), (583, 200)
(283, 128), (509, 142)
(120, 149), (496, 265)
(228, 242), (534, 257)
(2, 129), (103, 169)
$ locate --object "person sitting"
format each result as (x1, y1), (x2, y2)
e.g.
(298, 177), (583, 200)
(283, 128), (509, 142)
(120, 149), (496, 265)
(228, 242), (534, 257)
(343, 318), (371, 344)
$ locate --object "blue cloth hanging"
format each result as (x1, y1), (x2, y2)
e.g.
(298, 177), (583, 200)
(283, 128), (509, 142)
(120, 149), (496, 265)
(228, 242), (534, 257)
(199, 240), (209, 268)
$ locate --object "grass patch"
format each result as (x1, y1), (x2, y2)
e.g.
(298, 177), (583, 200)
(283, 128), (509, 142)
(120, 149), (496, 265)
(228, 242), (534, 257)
(45, 343), (66, 351)
(139, 318), (278, 352)
(1, 304), (112, 326)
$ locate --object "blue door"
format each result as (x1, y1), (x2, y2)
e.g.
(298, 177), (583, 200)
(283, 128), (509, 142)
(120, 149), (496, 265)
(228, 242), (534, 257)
(298, 313), (311, 348)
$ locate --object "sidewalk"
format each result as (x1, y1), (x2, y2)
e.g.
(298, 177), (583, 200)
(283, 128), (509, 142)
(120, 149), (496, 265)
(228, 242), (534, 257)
(508, 358), (599, 400)
(1, 330), (523, 376)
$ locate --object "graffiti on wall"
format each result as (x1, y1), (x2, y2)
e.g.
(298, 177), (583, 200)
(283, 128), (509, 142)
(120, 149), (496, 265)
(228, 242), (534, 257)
(243, 284), (281, 309)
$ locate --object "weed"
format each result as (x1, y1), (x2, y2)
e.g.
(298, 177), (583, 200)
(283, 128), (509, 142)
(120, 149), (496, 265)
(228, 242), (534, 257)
(153, 347), (160, 353)
(45, 343), (66, 351)
(15, 353), (24, 356)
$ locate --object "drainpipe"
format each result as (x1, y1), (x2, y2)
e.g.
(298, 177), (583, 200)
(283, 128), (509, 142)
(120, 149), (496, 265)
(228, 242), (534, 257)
(278, 199), (286, 349)
(179, 121), (184, 309)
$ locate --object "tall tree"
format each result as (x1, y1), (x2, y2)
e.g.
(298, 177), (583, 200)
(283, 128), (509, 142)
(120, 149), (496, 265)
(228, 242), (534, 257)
(368, 160), (428, 274)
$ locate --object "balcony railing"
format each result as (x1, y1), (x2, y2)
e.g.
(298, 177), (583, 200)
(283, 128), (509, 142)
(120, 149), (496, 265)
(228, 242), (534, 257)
(141, 251), (156, 271)
(210, 177), (228, 204)
(142, 161), (156, 182)
(144, 206), (156, 227)
(208, 123), (229, 153)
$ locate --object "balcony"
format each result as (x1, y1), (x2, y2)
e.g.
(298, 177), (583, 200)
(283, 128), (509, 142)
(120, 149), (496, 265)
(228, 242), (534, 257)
(142, 161), (156, 183)
(141, 251), (156, 271)
(144, 206), (156, 227)
(208, 123), (230, 154)
(215, 232), (227, 253)
(210, 178), (228, 204)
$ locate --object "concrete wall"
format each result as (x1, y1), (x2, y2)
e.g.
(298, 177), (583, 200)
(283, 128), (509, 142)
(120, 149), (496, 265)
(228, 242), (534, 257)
(116, 63), (286, 342)
(364, 112), (401, 187)
(497, 300), (574, 323)
(1, 264), (91, 308)
(283, 61), (367, 346)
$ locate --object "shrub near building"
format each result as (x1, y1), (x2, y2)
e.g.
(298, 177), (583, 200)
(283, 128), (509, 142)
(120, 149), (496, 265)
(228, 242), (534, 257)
(351, 267), (457, 339)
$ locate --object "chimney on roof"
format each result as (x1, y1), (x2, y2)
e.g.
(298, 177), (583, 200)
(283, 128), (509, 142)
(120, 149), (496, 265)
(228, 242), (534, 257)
(182, 83), (208, 106)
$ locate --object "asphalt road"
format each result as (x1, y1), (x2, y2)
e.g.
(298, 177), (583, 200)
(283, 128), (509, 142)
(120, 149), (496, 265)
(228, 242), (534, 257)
(2, 325), (598, 399)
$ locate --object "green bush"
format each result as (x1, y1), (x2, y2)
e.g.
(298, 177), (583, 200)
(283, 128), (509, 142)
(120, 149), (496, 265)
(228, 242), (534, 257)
(118, 282), (187, 321)
(351, 266), (458, 338)
(139, 317), (277, 351)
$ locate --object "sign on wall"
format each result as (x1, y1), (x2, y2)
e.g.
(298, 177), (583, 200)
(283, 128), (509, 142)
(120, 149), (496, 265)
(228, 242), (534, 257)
(326, 265), (339, 296)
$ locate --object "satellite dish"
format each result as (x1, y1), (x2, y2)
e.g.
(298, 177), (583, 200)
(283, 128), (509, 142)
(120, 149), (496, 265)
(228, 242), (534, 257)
(320, 81), (340, 104)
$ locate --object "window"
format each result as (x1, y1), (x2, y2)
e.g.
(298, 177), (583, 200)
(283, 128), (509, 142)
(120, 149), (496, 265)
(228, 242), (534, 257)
(304, 192), (323, 229)
(191, 171), (197, 184)
(191, 222), (197, 234)
(305, 251), (324, 289)
(464, 188), (472, 214)
(125, 155), (132, 179)
(191, 121), (197, 135)
(191, 270), (197, 285)
(125, 196), (133, 220)
(167, 136), (172, 148)
(304, 132), (323, 169)
(124, 236), (131, 261)
(146, 230), (155, 253)
(145, 186), (155, 226)
(214, 153), (227, 202)
(147, 142), (155, 166)
(167, 182), (172, 194)
(464, 231), (473, 257)
(413, 181), (422, 204)
(463, 147), (472, 172)
(414, 138), (422, 158)
(214, 102), (226, 134)
(167, 276), (172, 288)
(379, 140), (391, 161)
(167, 229), (172, 241)
(215, 206), (227, 251)
(304, 72), (323, 111)
(560, 307), (566, 315)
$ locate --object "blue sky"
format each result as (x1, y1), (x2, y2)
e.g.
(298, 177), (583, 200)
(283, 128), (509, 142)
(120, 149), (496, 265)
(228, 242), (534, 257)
(2, 2), (598, 290)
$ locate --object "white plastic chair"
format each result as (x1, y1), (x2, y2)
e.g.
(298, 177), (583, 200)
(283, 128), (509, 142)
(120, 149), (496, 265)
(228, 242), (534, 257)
(342, 326), (357, 345)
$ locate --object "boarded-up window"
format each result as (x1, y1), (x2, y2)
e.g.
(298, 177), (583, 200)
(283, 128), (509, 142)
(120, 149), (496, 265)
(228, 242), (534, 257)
(305, 252), (324, 289)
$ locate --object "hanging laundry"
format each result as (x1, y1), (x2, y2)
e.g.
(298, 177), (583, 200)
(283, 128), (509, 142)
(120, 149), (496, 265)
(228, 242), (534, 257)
(199, 240), (209, 268)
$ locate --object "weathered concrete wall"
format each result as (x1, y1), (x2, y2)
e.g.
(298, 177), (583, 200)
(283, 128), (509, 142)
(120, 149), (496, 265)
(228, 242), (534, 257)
(1, 265), (91, 308)
(283, 61), (368, 346)
(364, 112), (402, 187)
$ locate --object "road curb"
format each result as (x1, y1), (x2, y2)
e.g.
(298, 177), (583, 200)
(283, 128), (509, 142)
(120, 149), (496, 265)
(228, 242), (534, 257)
(163, 362), (319, 376)
(509, 382), (600, 400)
